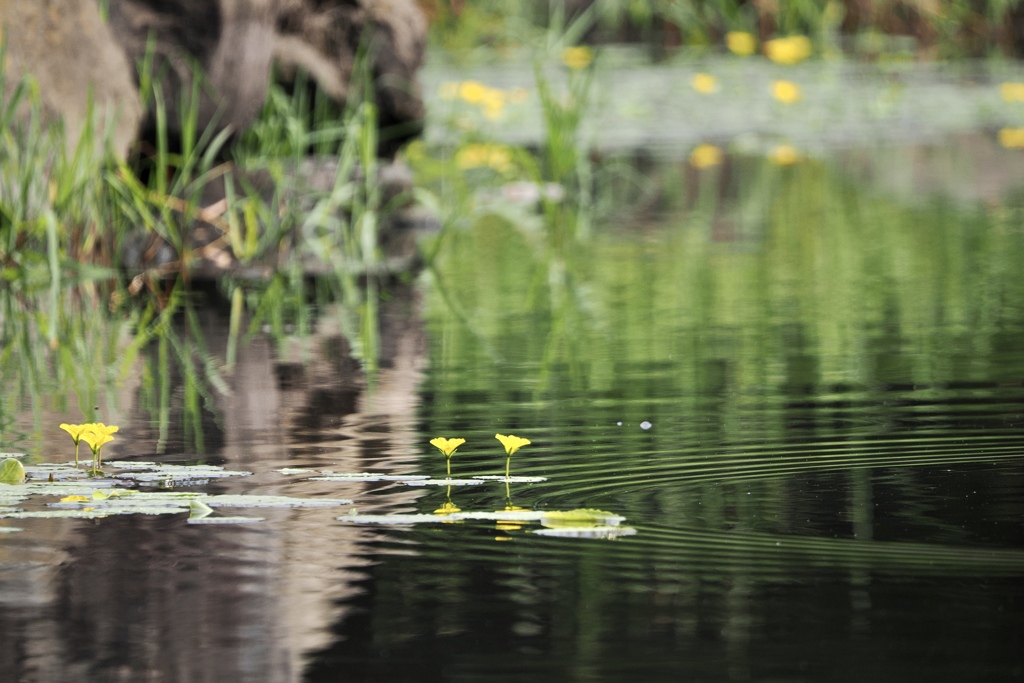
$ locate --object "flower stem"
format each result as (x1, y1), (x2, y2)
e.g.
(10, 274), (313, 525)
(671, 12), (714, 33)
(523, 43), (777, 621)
(505, 456), (511, 480)
(74, 441), (80, 468)
(446, 456), (452, 479)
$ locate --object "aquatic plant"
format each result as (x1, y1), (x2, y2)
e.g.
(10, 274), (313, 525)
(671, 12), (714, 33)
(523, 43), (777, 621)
(59, 423), (91, 467)
(430, 436), (466, 478)
(0, 458), (26, 485)
(726, 31), (757, 56)
(764, 35), (813, 65)
(495, 433), (531, 479)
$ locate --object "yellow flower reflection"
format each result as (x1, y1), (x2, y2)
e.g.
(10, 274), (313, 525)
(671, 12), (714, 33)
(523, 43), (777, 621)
(769, 144), (802, 165)
(1000, 82), (1024, 103)
(691, 73), (718, 94)
(764, 35), (812, 65)
(430, 437), (466, 478)
(726, 31), (757, 56)
(561, 46), (593, 70)
(689, 144), (723, 169)
(772, 80), (802, 104)
(455, 143), (513, 173)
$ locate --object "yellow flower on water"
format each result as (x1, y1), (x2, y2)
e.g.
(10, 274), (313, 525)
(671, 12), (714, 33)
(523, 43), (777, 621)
(80, 428), (116, 470)
(998, 127), (1024, 148)
(772, 80), (802, 104)
(769, 144), (802, 165)
(1000, 82), (1024, 103)
(496, 434), (531, 479)
(60, 423), (90, 467)
(430, 437), (466, 478)
(561, 46), (593, 70)
(692, 73), (719, 94)
(689, 144), (723, 169)
(726, 31), (757, 56)
(765, 35), (812, 65)
(430, 437), (465, 457)
(495, 434), (531, 456)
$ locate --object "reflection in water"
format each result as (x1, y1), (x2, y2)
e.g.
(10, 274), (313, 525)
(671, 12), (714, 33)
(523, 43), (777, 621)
(1, 145), (1024, 681)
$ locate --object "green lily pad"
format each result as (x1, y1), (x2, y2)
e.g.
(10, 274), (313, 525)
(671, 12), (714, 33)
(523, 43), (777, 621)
(539, 509), (626, 527)
(0, 458), (26, 485)
(0, 526), (23, 533)
(472, 475), (549, 483)
(341, 513), (461, 525)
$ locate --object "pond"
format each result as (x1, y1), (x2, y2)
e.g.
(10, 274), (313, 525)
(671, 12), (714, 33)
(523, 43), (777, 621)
(2, 61), (1024, 681)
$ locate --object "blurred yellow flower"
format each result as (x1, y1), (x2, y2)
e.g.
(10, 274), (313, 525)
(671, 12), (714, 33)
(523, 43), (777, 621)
(455, 143), (513, 173)
(765, 35), (812, 65)
(692, 73), (719, 94)
(561, 46), (593, 70)
(769, 144), (802, 165)
(689, 144), (723, 169)
(1000, 82), (1024, 102)
(457, 80), (489, 105)
(998, 127), (1024, 148)
(80, 429), (115, 470)
(772, 80), (802, 104)
(726, 31), (757, 56)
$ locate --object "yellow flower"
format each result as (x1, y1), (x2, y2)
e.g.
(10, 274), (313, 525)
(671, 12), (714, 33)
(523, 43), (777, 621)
(80, 429), (116, 470)
(998, 127), (1024, 148)
(60, 423), (90, 467)
(434, 500), (462, 515)
(692, 73), (718, 94)
(772, 80), (802, 104)
(430, 437), (465, 457)
(431, 437), (466, 478)
(1000, 82), (1024, 102)
(86, 423), (119, 438)
(764, 35), (812, 65)
(769, 144), (801, 165)
(561, 46), (593, 70)
(457, 80), (490, 105)
(496, 434), (531, 479)
(726, 31), (757, 56)
(689, 144), (723, 169)
(480, 89), (507, 120)
(60, 495), (90, 503)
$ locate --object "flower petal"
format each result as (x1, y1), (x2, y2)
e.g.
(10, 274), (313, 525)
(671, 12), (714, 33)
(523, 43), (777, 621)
(495, 434), (531, 456)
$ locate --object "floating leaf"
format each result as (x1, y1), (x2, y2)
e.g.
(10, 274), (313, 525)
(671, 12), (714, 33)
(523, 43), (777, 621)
(203, 494), (351, 508)
(187, 516), (265, 525)
(533, 526), (637, 538)
(401, 478), (485, 487)
(311, 472), (431, 482)
(540, 509), (625, 527)
(189, 499), (215, 520)
(472, 475), (548, 483)
(0, 458), (26, 485)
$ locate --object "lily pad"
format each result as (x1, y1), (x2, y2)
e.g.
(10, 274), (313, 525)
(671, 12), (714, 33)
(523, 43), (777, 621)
(533, 526), (637, 538)
(0, 458), (26, 485)
(310, 472), (431, 482)
(400, 478), (486, 487)
(341, 513), (461, 525)
(539, 509), (626, 527)
(203, 494), (351, 508)
(187, 516), (265, 524)
(472, 475), (549, 483)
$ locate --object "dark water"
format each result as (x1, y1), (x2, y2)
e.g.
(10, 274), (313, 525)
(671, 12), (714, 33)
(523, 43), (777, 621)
(2, 144), (1024, 682)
